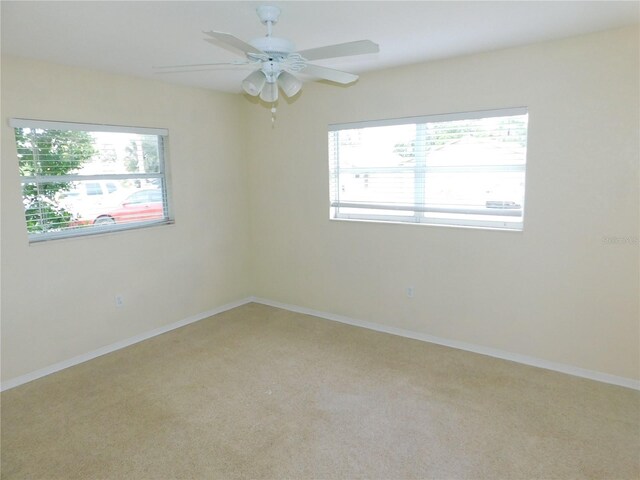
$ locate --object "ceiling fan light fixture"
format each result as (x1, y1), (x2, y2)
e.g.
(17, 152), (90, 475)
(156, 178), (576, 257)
(259, 81), (279, 102)
(242, 70), (266, 96)
(161, 5), (379, 117)
(277, 71), (302, 97)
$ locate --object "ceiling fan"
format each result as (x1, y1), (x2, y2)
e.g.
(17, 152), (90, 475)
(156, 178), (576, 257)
(154, 5), (379, 104)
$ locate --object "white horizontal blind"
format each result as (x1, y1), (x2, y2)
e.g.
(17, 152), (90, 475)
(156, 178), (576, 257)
(13, 118), (172, 241)
(328, 108), (528, 230)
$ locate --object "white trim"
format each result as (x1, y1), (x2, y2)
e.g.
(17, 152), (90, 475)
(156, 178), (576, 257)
(331, 213), (522, 230)
(3, 296), (638, 392)
(0, 297), (253, 392)
(28, 218), (174, 243)
(250, 297), (640, 391)
(9, 118), (168, 136)
(329, 106), (528, 131)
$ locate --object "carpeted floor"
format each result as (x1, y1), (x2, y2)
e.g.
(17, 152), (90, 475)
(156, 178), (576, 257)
(1, 302), (639, 479)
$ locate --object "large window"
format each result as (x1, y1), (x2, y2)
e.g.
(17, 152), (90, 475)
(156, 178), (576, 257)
(11, 119), (172, 242)
(328, 108), (529, 230)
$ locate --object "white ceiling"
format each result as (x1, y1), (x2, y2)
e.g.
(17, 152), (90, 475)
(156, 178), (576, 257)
(2, 1), (638, 93)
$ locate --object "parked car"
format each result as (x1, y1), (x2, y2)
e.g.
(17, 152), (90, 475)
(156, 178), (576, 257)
(57, 180), (120, 206)
(72, 189), (164, 226)
(57, 180), (122, 221)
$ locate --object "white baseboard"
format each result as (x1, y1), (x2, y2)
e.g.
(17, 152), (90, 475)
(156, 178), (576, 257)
(250, 297), (640, 391)
(0, 297), (253, 392)
(3, 296), (638, 392)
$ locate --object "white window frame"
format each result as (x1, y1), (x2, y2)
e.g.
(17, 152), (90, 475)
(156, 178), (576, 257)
(328, 107), (528, 231)
(11, 118), (173, 242)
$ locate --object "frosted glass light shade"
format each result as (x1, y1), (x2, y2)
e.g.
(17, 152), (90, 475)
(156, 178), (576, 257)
(277, 71), (302, 97)
(242, 70), (266, 96)
(259, 81), (279, 102)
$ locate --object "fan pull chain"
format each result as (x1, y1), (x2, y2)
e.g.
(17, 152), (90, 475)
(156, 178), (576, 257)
(271, 105), (277, 127)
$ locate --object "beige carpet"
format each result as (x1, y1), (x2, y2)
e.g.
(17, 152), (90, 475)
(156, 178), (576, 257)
(1, 303), (639, 479)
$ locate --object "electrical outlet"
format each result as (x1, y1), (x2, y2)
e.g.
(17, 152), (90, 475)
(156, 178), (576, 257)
(406, 287), (414, 298)
(115, 294), (124, 307)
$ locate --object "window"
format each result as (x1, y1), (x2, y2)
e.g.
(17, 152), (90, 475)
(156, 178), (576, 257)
(328, 108), (529, 230)
(11, 119), (172, 242)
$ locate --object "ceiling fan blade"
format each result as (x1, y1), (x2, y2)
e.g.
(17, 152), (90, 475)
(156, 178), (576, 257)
(298, 40), (379, 61)
(153, 61), (252, 70)
(302, 64), (359, 85)
(154, 67), (256, 75)
(204, 31), (264, 56)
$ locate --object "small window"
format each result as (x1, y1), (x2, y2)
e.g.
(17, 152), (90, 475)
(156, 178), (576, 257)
(328, 108), (529, 230)
(11, 119), (172, 242)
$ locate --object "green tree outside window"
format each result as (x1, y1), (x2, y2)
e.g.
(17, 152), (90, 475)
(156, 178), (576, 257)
(16, 128), (96, 233)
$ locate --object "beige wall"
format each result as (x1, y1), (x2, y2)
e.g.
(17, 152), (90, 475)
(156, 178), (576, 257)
(1, 26), (638, 385)
(246, 26), (640, 380)
(1, 56), (251, 380)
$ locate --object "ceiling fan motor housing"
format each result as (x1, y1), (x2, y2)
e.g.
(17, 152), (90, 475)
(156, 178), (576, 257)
(249, 36), (295, 57)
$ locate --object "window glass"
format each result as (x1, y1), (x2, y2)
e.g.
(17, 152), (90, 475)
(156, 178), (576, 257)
(12, 119), (171, 241)
(328, 108), (528, 230)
